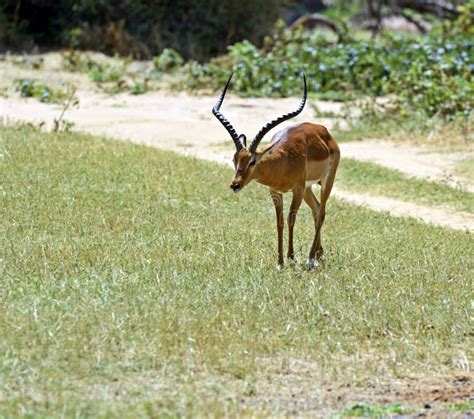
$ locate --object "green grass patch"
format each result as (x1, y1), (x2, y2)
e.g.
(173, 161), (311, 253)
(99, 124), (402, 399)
(1, 125), (472, 416)
(341, 402), (412, 417)
(338, 158), (474, 214)
(333, 110), (472, 147)
(446, 400), (474, 413)
(455, 157), (474, 184)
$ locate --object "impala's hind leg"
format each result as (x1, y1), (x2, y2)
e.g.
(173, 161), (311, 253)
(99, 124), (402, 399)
(303, 186), (322, 269)
(287, 186), (304, 261)
(270, 189), (284, 269)
(307, 156), (339, 269)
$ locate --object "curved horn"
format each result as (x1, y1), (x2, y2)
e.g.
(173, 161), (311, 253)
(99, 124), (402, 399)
(212, 73), (244, 151)
(249, 73), (307, 153)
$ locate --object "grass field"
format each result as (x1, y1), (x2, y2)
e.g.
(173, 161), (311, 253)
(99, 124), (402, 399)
(1, 125), (472, 416)
(455, 156), (474, 184)
(338, 158), (474, 214)
(334, 113), (472, 148)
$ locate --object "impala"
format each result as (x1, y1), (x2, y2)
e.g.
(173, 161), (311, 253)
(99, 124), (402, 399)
(212, 73), (340, 269)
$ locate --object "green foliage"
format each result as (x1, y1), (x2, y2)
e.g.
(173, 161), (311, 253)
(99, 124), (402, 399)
(335, 101), (472, 146)
(91, 67), (149, 95)
(432, 1), (474, 38)
(61, 52), (149, 95)
(1, 0), (287, 61)
(153, 48), (184, 72)
(385, 31), (473, 119)
(177, 18), (473, 120)
(446, 400), (474, 412)
(62, 50), (131, 93)
(129, 79), (148, 95)
(341, 402), (412, 417)
(323, 0), (361, 21)
(61, 50), (100, 73)
(15, 79), (69, 103)
(88, 62), (125, 84)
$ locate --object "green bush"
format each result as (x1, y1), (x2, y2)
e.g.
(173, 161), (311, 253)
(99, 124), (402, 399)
(1, 0), (287, 61)
(153, 48), (184, 72)
(15, 79), (69, 104)
(176, 17), (473, 120)
(61, 50), (100, 73)
(88, 63), (125, 84)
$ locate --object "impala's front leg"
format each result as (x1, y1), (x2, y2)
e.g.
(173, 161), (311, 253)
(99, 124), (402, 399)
(270, 189), (284, 269)
(287, 185), (304, 261)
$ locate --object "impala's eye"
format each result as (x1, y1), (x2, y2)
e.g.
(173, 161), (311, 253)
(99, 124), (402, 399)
(249, 159), (256, 167)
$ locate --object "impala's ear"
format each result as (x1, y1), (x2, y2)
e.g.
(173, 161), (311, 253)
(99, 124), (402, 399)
(238, 134), (247, 147)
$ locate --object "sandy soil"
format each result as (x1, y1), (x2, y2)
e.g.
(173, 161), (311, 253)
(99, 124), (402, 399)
(76, 360), (472, 417)
(242, 357), (473, 417)
(1, 53), (472, 232)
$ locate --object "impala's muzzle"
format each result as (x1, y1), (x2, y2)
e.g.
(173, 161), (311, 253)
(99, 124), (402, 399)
(230, 181), (241, 192)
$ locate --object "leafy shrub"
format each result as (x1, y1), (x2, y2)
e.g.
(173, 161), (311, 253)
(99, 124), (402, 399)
(15, 79), (69, 103)
(153, 48), (184, 72)
(390, 41), (473, 118)
(1, 0), (287, 61)
(176, 17), (473, 120)
(61, 50), (100, 73)
(66, 55), (150, 95)
(61, 50), (149, 95)
(88, 63), (125, 84)
(129, 80), (148, 95)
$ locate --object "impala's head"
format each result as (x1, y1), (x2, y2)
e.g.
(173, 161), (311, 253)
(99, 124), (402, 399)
(230, 145), (258, 192)
(211, 72), (307, 193)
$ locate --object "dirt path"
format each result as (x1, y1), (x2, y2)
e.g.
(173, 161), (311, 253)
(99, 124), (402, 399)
(244, 357), (473, 417)
(1, 80), (472, 232)
(341, 140), (474, 192)
(335, 189), (472, 231)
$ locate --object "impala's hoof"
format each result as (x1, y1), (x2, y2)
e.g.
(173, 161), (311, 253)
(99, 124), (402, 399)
(276, 263), (284, 271)
(306, 258), (320, 270)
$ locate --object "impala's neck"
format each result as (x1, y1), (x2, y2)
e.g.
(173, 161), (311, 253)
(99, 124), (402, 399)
(254, 153), (283, 188)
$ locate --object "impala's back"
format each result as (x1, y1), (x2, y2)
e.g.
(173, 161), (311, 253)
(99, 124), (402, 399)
(255, 122), (340, 191)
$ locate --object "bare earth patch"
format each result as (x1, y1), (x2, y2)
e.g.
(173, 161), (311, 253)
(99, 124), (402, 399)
(334, 189), (473, 231)
(57, 358), (472, 417)
(29, 358), (471, 417)
(243, 357), (473, 417)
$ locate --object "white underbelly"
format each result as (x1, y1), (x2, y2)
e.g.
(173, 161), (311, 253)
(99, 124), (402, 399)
(306, 160), (329, 185)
